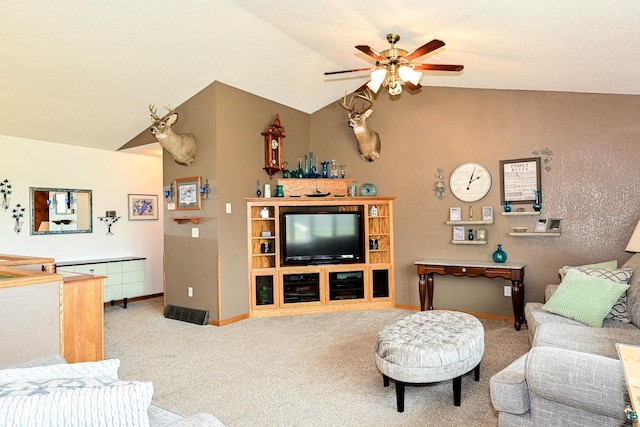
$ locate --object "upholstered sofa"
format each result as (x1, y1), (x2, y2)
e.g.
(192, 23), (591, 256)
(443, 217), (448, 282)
(490, 253), (640, 427)
(0, 354), (224, 427)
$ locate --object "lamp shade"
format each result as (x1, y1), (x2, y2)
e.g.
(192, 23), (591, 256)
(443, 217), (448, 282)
(367, 68), (387, 93)
(398, 65), (422, 86)
(626, 219), (640, 252)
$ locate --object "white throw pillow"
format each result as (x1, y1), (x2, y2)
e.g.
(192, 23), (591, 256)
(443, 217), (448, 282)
(0, 380), (153, 427)
(0, 359), (120, 385)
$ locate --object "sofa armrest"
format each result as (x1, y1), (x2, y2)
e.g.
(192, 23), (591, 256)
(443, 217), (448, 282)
(526, 346), (628, 421)
(165, 413), (225, 427)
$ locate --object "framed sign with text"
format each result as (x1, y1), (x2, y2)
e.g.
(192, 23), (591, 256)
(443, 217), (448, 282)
(499, 157), (541, 204)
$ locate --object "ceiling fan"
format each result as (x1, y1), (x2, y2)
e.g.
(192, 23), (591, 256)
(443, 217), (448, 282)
(324, 33), (464, 96)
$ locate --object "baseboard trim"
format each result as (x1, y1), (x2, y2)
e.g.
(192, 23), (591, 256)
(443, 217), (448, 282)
(103, 293), (164, 308)
(394, 304), (515, 323)
(211, 312), (250, 326)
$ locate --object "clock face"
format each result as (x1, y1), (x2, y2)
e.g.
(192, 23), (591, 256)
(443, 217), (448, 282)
(449, 162), (492, 202)
(271, 139), (279, 150)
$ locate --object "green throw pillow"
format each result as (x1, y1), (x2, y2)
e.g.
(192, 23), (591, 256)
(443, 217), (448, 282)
(542, 269), (629, 327)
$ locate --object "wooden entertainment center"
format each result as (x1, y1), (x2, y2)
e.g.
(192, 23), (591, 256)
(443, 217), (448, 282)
(246, 196), (395, 317)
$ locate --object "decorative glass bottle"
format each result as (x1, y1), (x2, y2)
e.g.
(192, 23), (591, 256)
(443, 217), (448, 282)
(532, 190), (542, 212)
(502, 201), (511, 212)
(468, 229), (474, 241)
(492, 244), (507, 263)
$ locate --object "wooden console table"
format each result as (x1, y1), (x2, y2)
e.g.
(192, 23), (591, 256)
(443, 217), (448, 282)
(414, 259), (526, 331)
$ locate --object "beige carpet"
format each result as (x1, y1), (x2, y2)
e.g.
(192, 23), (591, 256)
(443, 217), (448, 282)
(104, 297), (530, 426)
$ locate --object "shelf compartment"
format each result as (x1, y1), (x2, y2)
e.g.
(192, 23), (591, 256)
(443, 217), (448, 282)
(328, 271), (364, 301)
(451, 240), (488, 245)
(446, 220), (494, 225)
(509, 232), (561, 237)
(501, 211), (541, 216)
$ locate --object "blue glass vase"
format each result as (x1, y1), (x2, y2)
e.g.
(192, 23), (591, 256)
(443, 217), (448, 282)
(492, 244), (507, 263)
(532, 190), (542, 212)
(502, 201), (511, 212)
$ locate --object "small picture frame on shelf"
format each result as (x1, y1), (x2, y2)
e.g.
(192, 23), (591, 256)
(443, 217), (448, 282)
(450, 207), (462, 222)
(546, 218), (562, 232)
(453, 226), (465, 241)
(534, 218), (548, 232)
(482, 206), (493, 222)
(476, 229), (487, 241)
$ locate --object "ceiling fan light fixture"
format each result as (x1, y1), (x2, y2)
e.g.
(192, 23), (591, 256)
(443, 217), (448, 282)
(388, 81), (402, 96)
(398, 65), (422, 86)
(367, 68), (387, 93)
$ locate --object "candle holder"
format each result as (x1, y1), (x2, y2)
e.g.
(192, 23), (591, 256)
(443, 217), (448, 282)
(98, 215), (120, 235)
(12, 203), (25, 234)
(0, 179), (12, 210)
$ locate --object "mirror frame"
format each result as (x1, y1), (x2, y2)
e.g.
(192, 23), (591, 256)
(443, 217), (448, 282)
(30, 187), (93, 235)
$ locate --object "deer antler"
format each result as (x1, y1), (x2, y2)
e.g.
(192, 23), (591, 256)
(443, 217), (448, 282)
(355, 88), (375, 111)
(338, 89), (375, 115)
(149, 104), (160, 120)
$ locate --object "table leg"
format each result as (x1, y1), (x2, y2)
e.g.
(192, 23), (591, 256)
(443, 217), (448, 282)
(427, 273), (434, 310)
(418, 273), (426, 311)
(511, 280), (524, 331)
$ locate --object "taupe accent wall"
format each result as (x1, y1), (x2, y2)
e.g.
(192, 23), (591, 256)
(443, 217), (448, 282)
(127, 82), (640, 322)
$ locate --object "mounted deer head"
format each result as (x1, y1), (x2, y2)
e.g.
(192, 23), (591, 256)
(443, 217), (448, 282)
(338, 89), (381, 162)
(149, 105), (196, 166)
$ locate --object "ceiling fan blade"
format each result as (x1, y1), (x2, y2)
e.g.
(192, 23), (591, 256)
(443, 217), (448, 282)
(404, 81), (422, 90)
(324, 67), (373, 76)
(355, 45), (387, 62)
(413, 64), (464, 72)
(405, 39), (446, 61)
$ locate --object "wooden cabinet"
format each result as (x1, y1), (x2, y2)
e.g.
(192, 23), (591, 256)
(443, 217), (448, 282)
(56, 257), (146, 305)
(246, 197), (395, 317)
(62, 273), (104, 363)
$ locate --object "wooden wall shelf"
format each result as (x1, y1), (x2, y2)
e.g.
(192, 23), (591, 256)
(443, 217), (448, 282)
(509, 232), (561, 237)
(502, 211), (541, 216)
(172, 217), (200, 224)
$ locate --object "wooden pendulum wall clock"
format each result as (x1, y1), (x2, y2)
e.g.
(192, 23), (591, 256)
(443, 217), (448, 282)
(261, 114), (286, 178)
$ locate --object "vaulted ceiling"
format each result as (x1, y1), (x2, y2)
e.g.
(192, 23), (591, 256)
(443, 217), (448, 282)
(2, 1), (640, 152)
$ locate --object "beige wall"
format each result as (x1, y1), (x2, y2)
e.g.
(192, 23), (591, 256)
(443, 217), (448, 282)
(311, 87), (640, 316)
(126, 83), (640, 322)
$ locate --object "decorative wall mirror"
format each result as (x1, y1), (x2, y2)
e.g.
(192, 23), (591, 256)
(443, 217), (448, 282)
(30, 187), (93, 235)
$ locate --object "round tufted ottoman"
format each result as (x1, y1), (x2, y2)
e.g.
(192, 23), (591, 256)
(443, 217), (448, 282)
(375, 310), (484, 412)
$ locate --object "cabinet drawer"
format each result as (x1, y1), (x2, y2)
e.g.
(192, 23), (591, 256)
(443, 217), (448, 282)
(122, 270), (144, 284)
(74, 263), (107, 275)
(121, 260), (144, 273)
(104, 286), (122, 302)
(106, 262), (122, 274)
(122, 282), (144, 298)
(444, 266), (486, 276)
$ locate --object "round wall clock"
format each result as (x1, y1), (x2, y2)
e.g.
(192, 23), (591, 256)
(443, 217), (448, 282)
(449, 162), (492, 202)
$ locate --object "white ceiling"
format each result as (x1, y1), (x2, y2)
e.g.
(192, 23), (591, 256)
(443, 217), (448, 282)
(2, 1), (640, 152)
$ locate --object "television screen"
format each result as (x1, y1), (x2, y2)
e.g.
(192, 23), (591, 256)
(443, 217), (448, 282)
(283, 212), (362, 265)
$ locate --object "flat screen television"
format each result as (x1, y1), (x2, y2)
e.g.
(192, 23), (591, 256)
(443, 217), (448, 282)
(282, 211), (363, 265)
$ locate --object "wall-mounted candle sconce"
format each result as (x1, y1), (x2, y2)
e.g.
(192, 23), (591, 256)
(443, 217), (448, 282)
(98, 211), (120, 235)
(164, 183), (175, 202)
(200, 179), (211, 200)
(435, 167), (446, 198)
(12, 203), (25, 234)
(0, 179), (12, 210)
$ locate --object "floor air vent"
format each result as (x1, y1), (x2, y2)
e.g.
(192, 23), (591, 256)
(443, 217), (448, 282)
(165, 305), (210, 325)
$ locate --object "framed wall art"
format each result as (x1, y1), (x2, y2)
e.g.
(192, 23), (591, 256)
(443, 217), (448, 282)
(175, 176), (202, 210)
(546, 218), (562, 233)
(128, 194), (159, 220)
(499, 157), (541, 204)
